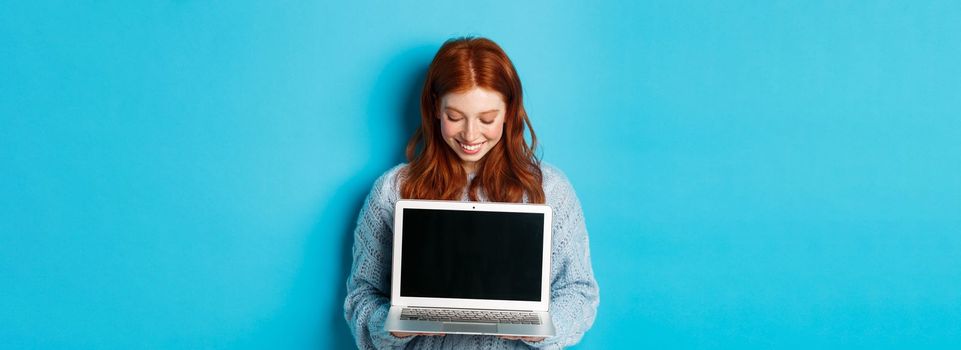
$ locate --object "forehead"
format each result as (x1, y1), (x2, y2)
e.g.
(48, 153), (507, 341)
(441, 87), (506, 112)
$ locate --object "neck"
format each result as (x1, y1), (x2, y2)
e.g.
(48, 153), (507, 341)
(462, 161), (477, 173)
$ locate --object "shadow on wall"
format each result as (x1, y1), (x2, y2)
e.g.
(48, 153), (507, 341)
(319, 43), (436, 349)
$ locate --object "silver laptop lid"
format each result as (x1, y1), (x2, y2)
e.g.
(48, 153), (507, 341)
(391, 200), (553, 311)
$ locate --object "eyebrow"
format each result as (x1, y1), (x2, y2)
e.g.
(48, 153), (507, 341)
(445, 106), (500, 116)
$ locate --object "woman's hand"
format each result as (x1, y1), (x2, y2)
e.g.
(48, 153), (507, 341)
(499, 335), (545, 342)
(390, 332), (445, 338)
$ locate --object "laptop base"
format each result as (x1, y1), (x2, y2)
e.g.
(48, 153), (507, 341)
(385, 306), (555, 337)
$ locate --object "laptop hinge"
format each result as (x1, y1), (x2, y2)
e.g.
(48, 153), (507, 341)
(404, 306), (536, 312)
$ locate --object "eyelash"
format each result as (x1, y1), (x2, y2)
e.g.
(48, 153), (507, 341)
(447, 114), (494, 125)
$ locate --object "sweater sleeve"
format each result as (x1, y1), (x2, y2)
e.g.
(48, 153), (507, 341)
(525, 168), (600, 349)
(343, 169), (414, 350)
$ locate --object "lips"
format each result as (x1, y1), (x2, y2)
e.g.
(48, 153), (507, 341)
(457, 140), (485, 154)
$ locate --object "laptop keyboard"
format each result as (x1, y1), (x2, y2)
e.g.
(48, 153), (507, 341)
(400, 307), (542, 325)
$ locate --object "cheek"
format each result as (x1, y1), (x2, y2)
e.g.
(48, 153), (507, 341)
(486, 121), (505, 140)
(439, 119), (457, 138)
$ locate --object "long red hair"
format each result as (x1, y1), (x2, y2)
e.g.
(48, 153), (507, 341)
(401, 37), (545, 204)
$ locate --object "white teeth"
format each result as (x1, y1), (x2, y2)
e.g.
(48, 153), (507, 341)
(460, 142), (481, 151)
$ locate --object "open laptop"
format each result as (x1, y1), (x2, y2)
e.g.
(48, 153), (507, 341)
(385, 199), (556, 337)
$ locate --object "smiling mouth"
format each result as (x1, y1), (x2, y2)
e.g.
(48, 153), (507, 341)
(457, 140), (485, 153)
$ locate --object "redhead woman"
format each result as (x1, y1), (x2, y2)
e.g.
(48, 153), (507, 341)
(344, 37), (599, 349)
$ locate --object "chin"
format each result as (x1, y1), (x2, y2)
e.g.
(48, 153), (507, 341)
(458, 154), (484, 163)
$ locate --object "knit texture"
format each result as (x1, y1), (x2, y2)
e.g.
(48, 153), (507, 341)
(344, 163), (599, 349)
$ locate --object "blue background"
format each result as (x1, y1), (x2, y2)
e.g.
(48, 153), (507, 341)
(2, 1), (959, 349)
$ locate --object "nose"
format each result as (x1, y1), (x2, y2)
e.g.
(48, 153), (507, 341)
(463, 119), (480, 141)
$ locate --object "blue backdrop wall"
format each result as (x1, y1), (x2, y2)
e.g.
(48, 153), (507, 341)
(2, 1), (959, 349)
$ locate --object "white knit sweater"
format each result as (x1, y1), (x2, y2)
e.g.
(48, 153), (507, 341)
(344, 163), (599, 349)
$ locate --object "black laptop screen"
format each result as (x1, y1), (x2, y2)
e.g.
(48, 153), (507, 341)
(399, 208), (544, 302)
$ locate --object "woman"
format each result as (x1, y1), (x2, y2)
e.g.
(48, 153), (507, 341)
(344, 37), (598, 349)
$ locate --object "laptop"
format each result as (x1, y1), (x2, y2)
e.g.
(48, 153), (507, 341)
(385, 199), (556, 337)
